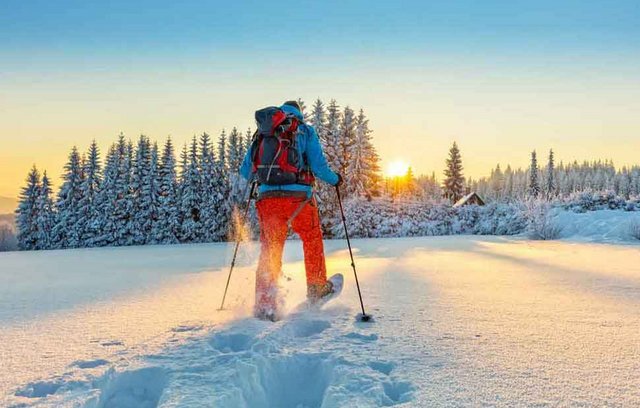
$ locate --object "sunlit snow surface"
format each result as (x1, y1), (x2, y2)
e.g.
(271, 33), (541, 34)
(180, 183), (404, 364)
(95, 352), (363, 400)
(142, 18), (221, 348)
(1, 234), (639, 407)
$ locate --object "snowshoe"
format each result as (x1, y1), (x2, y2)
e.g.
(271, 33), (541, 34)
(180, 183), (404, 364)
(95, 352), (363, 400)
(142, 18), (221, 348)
(306, 273), (344, 308)
(254, 309), (280, 322)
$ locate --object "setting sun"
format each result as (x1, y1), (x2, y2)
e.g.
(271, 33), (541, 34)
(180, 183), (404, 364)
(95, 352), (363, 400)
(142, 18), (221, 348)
(386, 160), (410, 178)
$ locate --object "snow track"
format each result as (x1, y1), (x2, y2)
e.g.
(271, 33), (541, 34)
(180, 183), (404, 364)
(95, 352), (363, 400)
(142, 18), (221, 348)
(152, 309), (414, 407)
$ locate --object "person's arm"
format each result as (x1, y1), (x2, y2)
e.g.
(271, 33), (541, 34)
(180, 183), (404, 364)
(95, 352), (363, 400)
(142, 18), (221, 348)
(306, 126), (339, 185)
(239, 144), (254, 180)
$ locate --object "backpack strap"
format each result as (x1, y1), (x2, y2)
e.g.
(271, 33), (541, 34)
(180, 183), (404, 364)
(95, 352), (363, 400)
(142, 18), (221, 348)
(296, 126), (315, 185)
(250, 132), (262, 173)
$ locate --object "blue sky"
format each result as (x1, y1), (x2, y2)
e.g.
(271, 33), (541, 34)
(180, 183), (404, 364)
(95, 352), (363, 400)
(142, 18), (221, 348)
(3, 1), (638, 65)
(1, 1), (639, 196)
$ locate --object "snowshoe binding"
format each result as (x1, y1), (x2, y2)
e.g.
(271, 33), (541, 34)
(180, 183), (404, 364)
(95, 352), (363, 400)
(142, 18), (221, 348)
(307, 273), (344, 307)
(253, 308), (280, 322)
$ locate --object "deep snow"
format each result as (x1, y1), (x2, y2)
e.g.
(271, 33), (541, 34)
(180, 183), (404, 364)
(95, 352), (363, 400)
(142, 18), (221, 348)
(1, 223), (639, 406)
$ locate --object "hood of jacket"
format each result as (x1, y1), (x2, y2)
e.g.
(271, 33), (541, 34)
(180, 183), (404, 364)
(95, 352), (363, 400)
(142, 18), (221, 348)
(280, 104), (304, 121)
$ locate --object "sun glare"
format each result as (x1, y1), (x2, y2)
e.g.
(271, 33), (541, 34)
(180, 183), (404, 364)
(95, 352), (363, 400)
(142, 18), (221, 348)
(386, 160), (409, 178)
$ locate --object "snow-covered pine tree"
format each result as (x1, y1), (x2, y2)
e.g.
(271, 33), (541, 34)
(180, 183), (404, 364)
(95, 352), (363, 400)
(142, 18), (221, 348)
(227, 127), (242, 171)
(504, 165), (514, 200)
(78, 140), (102, 246)
(443, 142), (465, 203)
(145, 142), (161, 244)
(131, 135), (152, 244)
(16, 166), (41, 250)
(217, 129), (227, 171)
(115, 139), (136, 246)
(491, 164), (504, 200)
(52, 147), (85, 248)
(99, 135), (133, 247)
(545, 149), (555, 200)
(309, 99), (327, 141)
(237, 128), (249, 161)
(214, 152), (232, 241)
(152, 137), (180, 244)
(338, 106), (356, 181)
(198, 132), (218, 242)
(528, 150), (541, 198)
(226, 127), (246, 208)
(179, 136), (202, 242)
(632, 167), (640, 196)
(177, 143), (189, 241)
(35, 171), (55, 250)
(414, 173), (434, 200)
(617, 167), (631, 199)
(224, 126), (250, 241)
(94, 143), (119, 247)
(346, 108), (380, 197)
(323, 99), (342, 170)
(404, 166), (417, 197)
(316, 99), (342, 236)
(296, 98), (311, 122)
(244, 128), (253, 154)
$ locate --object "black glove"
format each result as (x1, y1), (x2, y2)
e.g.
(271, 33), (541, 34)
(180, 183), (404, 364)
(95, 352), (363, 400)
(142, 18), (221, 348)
(335, 174), (344, 187)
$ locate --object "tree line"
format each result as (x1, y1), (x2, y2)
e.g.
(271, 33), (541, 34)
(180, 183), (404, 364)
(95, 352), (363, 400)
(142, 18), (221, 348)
(15, 99), (381, 250)
(471, 150), (640, 202)
(394, 143), (640, 204)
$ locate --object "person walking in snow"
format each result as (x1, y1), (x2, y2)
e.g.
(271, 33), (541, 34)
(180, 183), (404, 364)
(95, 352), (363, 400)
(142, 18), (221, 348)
(240, 100), (342, 321)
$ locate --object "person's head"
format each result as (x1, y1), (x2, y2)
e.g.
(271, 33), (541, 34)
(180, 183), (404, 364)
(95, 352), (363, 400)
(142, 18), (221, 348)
(283, 100), (302, 113)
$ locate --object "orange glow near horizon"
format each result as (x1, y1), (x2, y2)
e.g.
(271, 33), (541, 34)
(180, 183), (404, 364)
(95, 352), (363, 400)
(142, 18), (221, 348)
(385, 160), (410, 178)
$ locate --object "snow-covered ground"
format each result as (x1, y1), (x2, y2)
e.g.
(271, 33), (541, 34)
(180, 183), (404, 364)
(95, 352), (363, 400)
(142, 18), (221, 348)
(1, 230), (639, 406)
(552, 208), (640, 243)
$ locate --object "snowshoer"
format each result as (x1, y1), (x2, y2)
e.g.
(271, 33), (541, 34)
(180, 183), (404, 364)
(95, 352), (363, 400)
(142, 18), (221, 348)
(240, 100), (343, 321)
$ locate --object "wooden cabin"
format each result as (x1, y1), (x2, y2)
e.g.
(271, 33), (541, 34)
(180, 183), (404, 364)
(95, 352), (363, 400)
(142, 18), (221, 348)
(453, 192), (485, 208)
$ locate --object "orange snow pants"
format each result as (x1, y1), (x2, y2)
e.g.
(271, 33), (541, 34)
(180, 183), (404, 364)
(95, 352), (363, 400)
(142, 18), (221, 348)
(255, 196), (327, 310)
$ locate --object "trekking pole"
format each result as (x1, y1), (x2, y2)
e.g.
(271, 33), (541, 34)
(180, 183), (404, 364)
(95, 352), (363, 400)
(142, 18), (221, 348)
(335, 186), (372, 322)
(218, 180), (257, 311)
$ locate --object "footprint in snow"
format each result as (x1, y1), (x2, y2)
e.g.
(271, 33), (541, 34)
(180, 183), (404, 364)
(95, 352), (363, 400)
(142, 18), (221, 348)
(15, 380), (64, 398)
(100, 340), (124, 347)
(210, 332), (255, 353)
(381, 380), (414, 406)
(286, 319), (331, 338)
(72, 359), (109, 369)
(233, 352), (334, 408)
(368, 360), (395, 375)
(171, 324), (204, 333)
(15, 378), (86, 399)
(342, 332), (378, 342)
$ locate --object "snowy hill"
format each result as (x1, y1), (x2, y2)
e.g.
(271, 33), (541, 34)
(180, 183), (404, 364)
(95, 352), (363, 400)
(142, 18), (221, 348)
(1, 233), (639, 407)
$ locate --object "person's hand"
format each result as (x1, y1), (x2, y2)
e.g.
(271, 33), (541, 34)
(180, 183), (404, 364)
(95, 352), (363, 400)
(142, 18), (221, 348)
(335, 173), (344, 187)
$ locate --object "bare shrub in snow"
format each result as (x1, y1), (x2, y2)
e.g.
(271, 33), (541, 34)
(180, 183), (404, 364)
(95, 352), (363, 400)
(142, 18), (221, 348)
(0, 223), (18, 252)
(527, 201), (562, 240)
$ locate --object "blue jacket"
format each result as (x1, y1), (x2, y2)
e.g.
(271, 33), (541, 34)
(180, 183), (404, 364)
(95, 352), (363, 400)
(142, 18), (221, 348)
(239, 104), (339, 197)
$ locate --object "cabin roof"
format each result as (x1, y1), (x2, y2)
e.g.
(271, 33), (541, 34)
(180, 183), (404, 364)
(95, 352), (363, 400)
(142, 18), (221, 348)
(453, 192), (485, 207)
